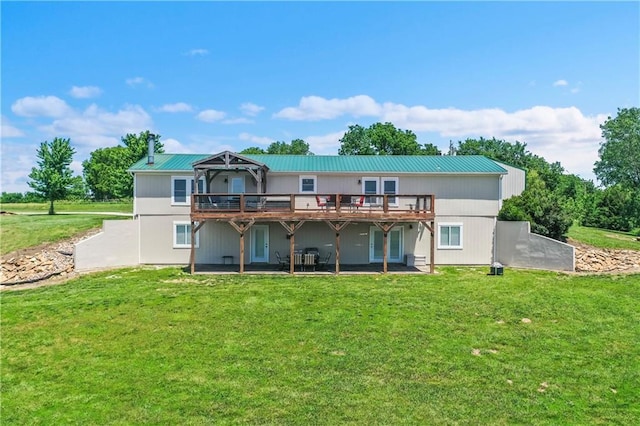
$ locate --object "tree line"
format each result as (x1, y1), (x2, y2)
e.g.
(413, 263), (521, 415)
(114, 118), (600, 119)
(4, 108), (638, 240)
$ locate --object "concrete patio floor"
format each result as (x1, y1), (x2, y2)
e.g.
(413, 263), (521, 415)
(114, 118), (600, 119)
(192, 263), (431, 274)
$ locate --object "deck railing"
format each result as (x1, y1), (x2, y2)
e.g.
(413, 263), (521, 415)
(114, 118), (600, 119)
(192, 193), (434, 217)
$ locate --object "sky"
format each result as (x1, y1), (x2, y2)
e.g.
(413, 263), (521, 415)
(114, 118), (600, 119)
(1, 1), (639, 193)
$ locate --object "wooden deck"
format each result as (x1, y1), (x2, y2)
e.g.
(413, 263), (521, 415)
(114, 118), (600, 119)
(191, 193), (435, 222)
(189, 192), (436, 275)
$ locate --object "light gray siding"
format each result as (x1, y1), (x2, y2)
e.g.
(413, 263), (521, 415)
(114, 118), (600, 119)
(494, 162), (526, 201)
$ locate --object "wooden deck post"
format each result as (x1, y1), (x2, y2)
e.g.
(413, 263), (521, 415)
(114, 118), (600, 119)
(324, 221), (350, 275)
(383, 230), (388, 273)
(190, 220), (195, 274)
(430, 219), (435, 274)
(289, 225), (295, 274)
(239, 231), (245, 274)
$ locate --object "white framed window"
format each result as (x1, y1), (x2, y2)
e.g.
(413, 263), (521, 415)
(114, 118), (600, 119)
(362, 177), (398, 206)
(174, 221), (199, 248)
(382, 177), (399, 206)
(172, 177), (204, 205)
(299, 175), (317, 193)
(438, 223), (463, 249)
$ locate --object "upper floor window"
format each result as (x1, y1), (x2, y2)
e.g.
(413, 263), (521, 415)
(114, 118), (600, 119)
(229, 176), (245, 194)
(172, 176), (204, 205)
(299, 175), (317, 193)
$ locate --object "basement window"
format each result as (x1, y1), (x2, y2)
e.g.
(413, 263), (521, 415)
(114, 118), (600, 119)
(438, 223), (463, 249)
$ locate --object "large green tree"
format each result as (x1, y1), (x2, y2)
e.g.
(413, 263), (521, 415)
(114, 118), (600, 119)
(83, 146), (132, 200)
(594, 107), (640, 188)
(498, 170), (573, 240)
(240, 139), (313, 155)
(83, 131), (164, 199)
(338, 122), (424, 155)
(28, 137), (76, 214)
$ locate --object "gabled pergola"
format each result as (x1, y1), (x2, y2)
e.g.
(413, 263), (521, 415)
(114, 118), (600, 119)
(192, 150), (269, 193)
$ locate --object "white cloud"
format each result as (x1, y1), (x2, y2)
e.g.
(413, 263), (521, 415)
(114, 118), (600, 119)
(185, 48), (209, 56)
(240, 102), (265, 116)
(1, 116), (25, 137)
(40, 103), (153, 149)
(275, 94), (607, 180)
(274, 95), (381, 120)
(553, 79), (568, 87)
(238, 132), (274, 146)
(126, 77), (154, 88)
(157, 102), (193, 113)
(305, 131), (346, 155)
(11, 96), (72, 117)
(197, 109), (226, 123)
(223, 117), (254, 124)
(69, 85), (102, 99)
(162, 138), (193, 153)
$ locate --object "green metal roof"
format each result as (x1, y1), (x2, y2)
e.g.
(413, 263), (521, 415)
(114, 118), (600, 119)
(129, 153), (507, 174)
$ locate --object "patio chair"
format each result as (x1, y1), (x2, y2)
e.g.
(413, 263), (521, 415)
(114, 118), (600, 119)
(275, 251), (289, 270)
(294, 253), (304, 271)
(317, 252), (332, 270)
(315, 195), (327, 211)
(304, 253), (316, 271)
(351, 195), (365, 211)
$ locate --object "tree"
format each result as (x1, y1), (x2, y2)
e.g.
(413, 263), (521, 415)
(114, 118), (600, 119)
(594, 107), (640, 188)
(83, 131), (164, 199)
(28, 137), (76, 214)
(239, 147), (266, 154)
(83, 146), (132, 200)
(338, 122), (424, 155)
(498, 170), (573, 241)
(421, 143), (441, 155)
(240, 139), (314, 155)
(121, 131), (164, 163)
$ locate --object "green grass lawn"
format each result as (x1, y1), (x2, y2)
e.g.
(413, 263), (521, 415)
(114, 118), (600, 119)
(0, 200), (132, 214)
(2, 267), (639, 424)
(1, 214), (128, 255)
(568, 224), (640, 251)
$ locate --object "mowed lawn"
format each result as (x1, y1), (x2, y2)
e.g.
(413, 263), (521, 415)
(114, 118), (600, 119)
(568, 225), (640, 251)
(0, 201), (132, 214)
(2, 267), (639, 424)
(0, 214), (129, 255)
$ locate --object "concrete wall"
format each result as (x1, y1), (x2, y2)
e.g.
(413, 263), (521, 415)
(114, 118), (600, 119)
(496, 221), (575, 271)
(75, 220), (139, 271)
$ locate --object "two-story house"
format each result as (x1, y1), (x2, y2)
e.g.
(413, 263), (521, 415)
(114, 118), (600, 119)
(75, 150), (531, 274)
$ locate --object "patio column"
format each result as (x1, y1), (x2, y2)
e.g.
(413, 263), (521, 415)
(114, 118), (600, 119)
(228, 220), (255, 274)
(278, 221), (306, 274)
(325, 221), (350, 275)
(373, 222), (396, 274)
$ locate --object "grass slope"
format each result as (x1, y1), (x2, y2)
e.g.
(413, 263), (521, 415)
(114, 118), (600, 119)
(1, 214), (128, 255)
(0, 201), (132, 214)
(568, 225), (640, 251)
(2, 267), (639, 424)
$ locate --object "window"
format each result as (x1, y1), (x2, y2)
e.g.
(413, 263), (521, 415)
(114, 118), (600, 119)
(174, 222), (199, 248)
(438, 223), (463, 249)
(382, 177), (398, 206)
(362, 177), (398, 205)
(172, 177), (204, 205)
(299, 175), (316, 193)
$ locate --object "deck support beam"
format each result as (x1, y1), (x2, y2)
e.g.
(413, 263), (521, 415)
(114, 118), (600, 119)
(324, 221), (351, 274)
(421, 220), (436, 274)
(228, 219), (255, 274)
(279, 221), (306, 274)
(373, 222), (397, 274)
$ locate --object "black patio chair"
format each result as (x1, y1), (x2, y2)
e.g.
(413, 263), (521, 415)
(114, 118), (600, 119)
(275, 251), (289, 270)
(317, 252), (332, 270)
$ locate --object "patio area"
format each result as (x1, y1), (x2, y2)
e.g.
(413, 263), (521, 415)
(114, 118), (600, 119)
(191, 263), (432, 275)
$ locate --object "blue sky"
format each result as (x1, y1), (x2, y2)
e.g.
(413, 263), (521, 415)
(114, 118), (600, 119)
(2, 1), (638, 193)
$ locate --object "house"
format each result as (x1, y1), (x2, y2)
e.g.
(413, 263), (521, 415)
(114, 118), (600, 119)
(76, 149), (539, 274)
